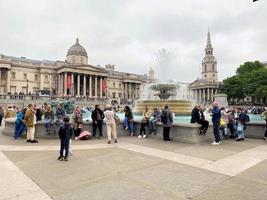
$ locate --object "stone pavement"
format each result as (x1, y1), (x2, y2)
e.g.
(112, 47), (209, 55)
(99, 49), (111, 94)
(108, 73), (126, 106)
(1, 127), (267, 200)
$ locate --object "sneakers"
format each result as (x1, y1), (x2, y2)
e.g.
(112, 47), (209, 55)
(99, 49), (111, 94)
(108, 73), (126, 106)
(137, 135), (142, 139)
(143, 135), (147, 139)
(130, 133), (134, 137)
(211, 141), (221, 145)
(26, 139), (31, 143)
(64, 157), (68, 161)
(57, 156), (63, 161)
(125, 127), (128, 131)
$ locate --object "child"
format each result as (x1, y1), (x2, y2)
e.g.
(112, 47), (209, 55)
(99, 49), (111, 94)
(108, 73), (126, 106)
(58, 116), (74, 161)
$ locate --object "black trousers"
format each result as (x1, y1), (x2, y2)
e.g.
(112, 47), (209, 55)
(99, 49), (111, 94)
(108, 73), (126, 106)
(0, 115), (2, 126)
(163, 127), (171, 141)
(228, 123), (235, 136)
(197, 120), (209, 131)
(60, 139), (70, 158)
(139, 122), (147, 136)
(93, 120), (103, 137)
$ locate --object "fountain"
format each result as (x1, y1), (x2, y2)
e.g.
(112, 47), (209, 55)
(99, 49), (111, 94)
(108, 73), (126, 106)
(134, 49), (192, 115)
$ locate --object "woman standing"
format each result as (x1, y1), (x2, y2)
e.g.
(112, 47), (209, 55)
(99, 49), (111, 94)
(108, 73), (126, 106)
(124, 106), (134, 136)
(138, 105), (151, 139)
(72, 106), (83, 140)
(104, 104), (118, 144)
(161, 105), (173, 142)
(13, 108), (26, 139)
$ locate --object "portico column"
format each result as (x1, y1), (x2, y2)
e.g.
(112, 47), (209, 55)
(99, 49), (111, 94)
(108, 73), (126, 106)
(83, 75), (86, 96)
(60, 73), (63, 95)
(211, 88), (214, 102)
(40, 73), (43, 90)
(89, 75), (92, 97)
(86, 75), (89, 96)
(129, 83), (132, 99)
(64, 73), (67, 95)
(207, 88), (210, 102)
(6, 69), (11, 93)
(100, 77), (103, 98)
(77, 74), (80, 96)
(95, 76), (98, 97)
(71, 73), (74, 96)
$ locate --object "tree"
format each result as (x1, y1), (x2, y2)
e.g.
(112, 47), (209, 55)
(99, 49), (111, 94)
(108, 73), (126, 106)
(222, 61), (267, 104)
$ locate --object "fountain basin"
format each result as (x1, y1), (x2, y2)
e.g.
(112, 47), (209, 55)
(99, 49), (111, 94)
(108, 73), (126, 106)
(134, 100), (192, 115)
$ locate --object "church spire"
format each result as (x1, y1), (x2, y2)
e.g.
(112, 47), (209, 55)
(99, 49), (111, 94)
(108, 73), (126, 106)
(205, 31), (213, 56)
(201, 31), (218, 82)
(206, 31), (212, 49)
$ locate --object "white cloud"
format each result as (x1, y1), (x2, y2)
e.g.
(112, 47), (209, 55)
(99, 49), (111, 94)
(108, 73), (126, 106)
(0, 0), (266, 82)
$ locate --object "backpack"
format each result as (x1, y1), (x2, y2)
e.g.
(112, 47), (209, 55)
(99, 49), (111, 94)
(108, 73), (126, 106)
(161, 115), (167, 124)
(245, 114), (250, 122)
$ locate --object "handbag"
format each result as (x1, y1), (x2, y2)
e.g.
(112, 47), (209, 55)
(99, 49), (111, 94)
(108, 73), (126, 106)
(113, 114), (120, 124)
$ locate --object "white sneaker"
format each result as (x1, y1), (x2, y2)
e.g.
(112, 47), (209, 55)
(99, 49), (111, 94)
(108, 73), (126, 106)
(137, 135), (142, 139)
(143, 135), (147, 139)
(211, 141), (220, 145)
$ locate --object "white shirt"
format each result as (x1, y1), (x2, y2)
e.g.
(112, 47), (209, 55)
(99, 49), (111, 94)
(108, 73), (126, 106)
(104, 110), (115, 124)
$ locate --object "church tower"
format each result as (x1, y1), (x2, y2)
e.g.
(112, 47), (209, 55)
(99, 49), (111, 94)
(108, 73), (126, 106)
(201, 31), (218, 82)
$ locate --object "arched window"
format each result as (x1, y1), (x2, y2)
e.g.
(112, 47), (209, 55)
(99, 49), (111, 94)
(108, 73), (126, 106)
(205, 65), (207, 72)
(212, 64), (215, 71)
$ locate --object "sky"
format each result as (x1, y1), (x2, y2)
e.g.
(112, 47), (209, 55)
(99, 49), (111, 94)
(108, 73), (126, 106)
(0, 0), (266, 83)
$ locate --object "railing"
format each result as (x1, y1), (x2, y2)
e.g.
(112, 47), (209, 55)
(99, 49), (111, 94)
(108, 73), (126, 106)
(0, 94), (109, 108)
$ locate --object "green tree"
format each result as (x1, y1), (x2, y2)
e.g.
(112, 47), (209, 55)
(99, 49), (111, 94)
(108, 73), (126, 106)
(222, 61), (267, 103)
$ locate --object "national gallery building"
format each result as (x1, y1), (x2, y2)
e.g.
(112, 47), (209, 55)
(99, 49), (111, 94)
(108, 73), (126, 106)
(0, 38), (152, 102)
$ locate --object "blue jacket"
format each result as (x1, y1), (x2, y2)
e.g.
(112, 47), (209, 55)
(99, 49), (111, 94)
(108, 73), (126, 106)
(212, 107), (221, 122)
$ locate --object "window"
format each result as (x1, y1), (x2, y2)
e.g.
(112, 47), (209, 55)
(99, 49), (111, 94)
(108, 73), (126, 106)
(12, 72), (15, 79)
(113, 82), (116, 88)
(212, 64), (215, 71)
(112, 92), (116, 98)
(204, 75), (207, 78)
(45, 75), (48, 81)
(118, 93), (121, 98)
(204, 65), (207, 72)
(35, 74), (38, 81)
(213, 74), (215, 77)
(119, 83), (121, 88)
(24, 73), (27, 80)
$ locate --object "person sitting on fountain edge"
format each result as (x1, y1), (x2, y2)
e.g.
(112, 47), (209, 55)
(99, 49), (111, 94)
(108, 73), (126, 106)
(190, 104), (209, 135)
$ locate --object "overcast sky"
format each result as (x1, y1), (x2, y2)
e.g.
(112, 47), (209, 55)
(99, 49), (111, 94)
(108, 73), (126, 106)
(0, 0), (266, 82)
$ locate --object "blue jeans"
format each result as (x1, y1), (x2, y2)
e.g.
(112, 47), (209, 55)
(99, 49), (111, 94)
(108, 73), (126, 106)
(123, 117), (128, 129)
(14, 124), (25, 139)
(149, 118), (157, 131)
(213, 121), (220, 143)
(237, 124), (244, 139)
(45, 119), (53, 130)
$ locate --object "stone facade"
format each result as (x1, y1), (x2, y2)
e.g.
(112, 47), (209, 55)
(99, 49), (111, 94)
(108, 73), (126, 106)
(189, 32), (220, 103)
(0, 38), (149, 103)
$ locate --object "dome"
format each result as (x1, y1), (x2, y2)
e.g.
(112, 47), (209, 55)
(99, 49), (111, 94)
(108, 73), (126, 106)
(67, 38), (88, 58)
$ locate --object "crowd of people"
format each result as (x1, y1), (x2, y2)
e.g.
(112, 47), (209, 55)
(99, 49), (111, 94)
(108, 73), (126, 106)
(190, 103), (267, 145)
(0, 102), (266, 161)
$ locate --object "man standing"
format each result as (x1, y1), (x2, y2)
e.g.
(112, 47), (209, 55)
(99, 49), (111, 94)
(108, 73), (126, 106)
(0, 106), (4, 126)
(91, 105), (105, 138)
(24, 103), (38, 143)
(211, 102), (221, 145)
(161, 105), (173, 142)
